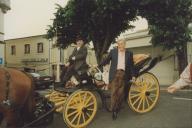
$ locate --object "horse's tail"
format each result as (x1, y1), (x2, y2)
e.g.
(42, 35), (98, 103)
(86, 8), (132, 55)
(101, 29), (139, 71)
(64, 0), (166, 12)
(21, 71), (36, 121)
(12, 70), (36, 124)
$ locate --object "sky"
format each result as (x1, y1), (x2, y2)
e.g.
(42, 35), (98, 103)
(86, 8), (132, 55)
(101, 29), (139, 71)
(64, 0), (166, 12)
(4, 0), (148, 40)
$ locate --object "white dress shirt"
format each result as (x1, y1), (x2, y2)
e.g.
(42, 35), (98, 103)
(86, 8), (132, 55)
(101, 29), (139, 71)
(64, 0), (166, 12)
(77, 47), (80, 51)
(117, 50), (125, 70)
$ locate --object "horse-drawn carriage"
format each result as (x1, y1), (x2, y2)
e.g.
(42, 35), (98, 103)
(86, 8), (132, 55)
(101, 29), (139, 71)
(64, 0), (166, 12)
(0, 54), (159, 127)
(46, 54), (160, 128)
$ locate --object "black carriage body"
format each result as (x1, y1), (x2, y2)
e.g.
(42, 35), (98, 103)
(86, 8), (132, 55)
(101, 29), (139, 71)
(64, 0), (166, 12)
(51, 55), (160, 128)
(134, 56), (159, 76)
(22, 93), (55, 128)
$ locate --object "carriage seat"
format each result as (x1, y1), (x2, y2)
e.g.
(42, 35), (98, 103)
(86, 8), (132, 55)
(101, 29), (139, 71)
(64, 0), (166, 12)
(133, 54), (151, 65)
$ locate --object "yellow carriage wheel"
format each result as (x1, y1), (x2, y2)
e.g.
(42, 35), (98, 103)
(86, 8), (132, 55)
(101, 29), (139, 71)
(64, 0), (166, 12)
(63, 90), (97, 128)
(128, 72), (160, 113)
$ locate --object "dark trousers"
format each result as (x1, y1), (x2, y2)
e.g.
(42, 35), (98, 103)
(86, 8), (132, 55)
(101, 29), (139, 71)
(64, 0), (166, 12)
(124, 80), (131, 101)
(109, 75), (131, 101)
(61, 65), (79, 84)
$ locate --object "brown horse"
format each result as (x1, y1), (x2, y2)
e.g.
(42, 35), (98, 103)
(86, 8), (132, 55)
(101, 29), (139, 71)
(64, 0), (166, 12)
(0, 68), (35, 127)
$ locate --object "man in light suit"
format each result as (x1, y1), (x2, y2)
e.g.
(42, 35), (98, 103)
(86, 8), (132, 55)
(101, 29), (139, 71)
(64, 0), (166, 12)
(61, 36), (88, 87)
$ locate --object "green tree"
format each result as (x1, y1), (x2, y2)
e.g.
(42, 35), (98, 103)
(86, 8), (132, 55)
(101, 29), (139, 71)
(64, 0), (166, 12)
(46, 0), (138, 63)
(46, 0), (96, 48)
(46, 0), (192, 73)
(138, 0), (192, 73)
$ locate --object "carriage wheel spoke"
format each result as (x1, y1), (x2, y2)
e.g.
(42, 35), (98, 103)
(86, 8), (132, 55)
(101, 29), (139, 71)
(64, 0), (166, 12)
(86, 102), (94, 108)
(133, 96), (141, 106)
(71, 112), (80, 124)
(77, 112), (82, 125)
(67, 110), (78, 118)
(147, 95), (154, 103)
(149, 93), (157, 98)
(85, 96), (92, 105)
(85, 111), (91, 118)
(78, 93), (82, 103)
(145, 96), (150, 108)
(142, 97), (145, 110)
(147, 87), (157, 92)
(130, 93), (141, 99)
(147, 82), (152, 89)
(69, 97), (79, 106)
(77, 93), (84, 104)
(137, 97), (143, 110)
(131, 87), (141, 92)
(83, 92), (88, 104)
(87, 108), (94, 111)
(68, 105), (78, 109)
(82, 112), (86, 123)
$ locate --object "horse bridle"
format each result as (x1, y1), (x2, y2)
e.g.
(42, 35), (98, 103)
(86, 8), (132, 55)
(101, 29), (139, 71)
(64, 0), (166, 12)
(0, 68), (12, 108)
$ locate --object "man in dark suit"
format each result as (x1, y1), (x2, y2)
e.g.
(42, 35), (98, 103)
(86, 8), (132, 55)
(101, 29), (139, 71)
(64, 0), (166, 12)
(99, 39), (136, 119)
(61, 36), (88, 87)
(99, 39), (136, 98)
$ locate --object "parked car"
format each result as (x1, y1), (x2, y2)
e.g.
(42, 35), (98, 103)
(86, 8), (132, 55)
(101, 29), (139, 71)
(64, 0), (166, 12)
(29, 72), (54, 90)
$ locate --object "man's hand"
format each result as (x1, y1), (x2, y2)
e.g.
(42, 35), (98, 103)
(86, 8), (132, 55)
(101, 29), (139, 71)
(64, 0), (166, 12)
(167, 85), (180, 94)
(65, 62), (70, 67)
(132, 77), (136, 82)
(72, 56), (76, 60)
(93, 64), (98, 68)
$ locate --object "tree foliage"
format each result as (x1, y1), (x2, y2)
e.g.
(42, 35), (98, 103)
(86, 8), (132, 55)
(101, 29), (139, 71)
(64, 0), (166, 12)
(138, 0), (192, 72)
(138, 0), (192, 50)
(46, 0), (192, 68)
(46, 0), (138, 62)
(46, 1), (96, 47)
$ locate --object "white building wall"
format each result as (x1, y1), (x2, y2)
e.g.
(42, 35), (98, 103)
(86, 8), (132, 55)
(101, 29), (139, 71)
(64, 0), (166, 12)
(6, 35), (50, 75)
(0, 9), (4, 42)
(0, 9), (4, 67)
(125, 36), (151, 48)
(0, 0), (11, 67)
(0, 43), (4, 67)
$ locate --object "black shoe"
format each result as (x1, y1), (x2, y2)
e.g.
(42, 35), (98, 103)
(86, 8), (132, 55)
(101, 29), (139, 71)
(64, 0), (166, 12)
(112, 111), (117, 120)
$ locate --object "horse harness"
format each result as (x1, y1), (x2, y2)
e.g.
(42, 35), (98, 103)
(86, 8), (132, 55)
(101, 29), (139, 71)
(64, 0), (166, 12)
(0, 68), (12, 108)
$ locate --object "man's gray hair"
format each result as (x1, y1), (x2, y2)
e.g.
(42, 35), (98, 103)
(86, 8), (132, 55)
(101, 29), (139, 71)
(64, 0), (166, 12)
(117, 39), (126, 44)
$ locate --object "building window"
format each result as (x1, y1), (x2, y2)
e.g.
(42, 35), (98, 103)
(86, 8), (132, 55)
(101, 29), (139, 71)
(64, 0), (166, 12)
(11, 45), (16, 55)
(37, 43), (43, 53)
(24, 44), (30, 54)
